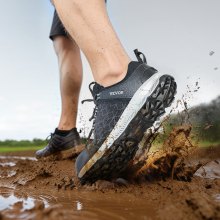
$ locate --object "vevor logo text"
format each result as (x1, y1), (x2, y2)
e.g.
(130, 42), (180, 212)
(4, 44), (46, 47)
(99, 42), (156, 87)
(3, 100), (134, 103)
(109, 91), (124, 96)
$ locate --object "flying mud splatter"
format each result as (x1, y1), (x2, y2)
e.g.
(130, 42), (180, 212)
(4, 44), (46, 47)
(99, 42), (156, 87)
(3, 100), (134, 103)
(132, 125), (202, 182)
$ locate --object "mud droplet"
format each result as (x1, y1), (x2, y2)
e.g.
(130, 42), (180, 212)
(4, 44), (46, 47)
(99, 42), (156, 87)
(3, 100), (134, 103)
(209, 51), (215, 56)
(204, 124), (213, 130)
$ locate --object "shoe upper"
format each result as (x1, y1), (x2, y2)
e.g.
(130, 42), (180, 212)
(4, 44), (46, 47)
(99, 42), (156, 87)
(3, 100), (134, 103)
(85, 49), (158, 149)
(36, 128), (80, 158)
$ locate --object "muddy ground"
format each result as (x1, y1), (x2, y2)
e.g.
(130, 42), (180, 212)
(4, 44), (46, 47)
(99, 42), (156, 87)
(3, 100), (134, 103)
(0, 127), (220, 220)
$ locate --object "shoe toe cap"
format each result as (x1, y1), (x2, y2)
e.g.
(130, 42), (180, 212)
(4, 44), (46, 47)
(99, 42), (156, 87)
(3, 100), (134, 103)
(35, 149), (45, 159)
(75, 150), (90, 178)
(35, 146), (50, 159)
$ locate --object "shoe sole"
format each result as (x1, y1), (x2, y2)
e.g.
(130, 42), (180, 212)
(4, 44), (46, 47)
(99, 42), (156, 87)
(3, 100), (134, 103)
(78, 73), (177, 184)
(51, 144), (84, 160)
(37, 143), (83, 161)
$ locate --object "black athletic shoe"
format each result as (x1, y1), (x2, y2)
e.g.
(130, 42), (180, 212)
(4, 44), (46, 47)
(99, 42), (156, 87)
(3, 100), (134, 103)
(36, 128), (81, 159)
(76, 49), (177, 184)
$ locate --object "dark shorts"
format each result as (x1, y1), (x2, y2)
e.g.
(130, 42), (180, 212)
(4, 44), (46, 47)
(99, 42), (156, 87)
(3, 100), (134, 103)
(49, 0), (107, 41)
(49, 10), (68, 40)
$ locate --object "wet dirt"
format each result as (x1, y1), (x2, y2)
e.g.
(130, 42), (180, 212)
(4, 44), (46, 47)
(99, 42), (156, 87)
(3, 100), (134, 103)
(0, 127), (220, 220)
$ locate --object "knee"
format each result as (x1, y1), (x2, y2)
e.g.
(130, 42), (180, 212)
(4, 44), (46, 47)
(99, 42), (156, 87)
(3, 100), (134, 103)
(53, 36), (78, 58)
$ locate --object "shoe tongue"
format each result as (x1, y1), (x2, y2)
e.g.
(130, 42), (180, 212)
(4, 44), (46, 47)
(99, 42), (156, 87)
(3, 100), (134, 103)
(127, 61), (140, 76)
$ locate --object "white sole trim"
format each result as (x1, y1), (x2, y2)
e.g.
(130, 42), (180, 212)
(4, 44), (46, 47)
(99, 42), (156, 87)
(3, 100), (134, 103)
(78, 72), (163, 178)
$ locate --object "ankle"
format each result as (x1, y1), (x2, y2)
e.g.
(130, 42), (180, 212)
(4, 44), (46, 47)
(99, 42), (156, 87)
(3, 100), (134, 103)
(58, 121), (76, 131)
(100, 67), (126, 87)
(55, 127), (76, 136)
(96, 57), (131, 87)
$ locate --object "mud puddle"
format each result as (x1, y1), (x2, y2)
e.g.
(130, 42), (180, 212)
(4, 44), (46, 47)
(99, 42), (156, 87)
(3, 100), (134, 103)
(0, 187), (50, 211)
(195, 159), (220, 179)
(0, 186), (156, 220)
(0, 156), (157, 220)
(0, 153), (220, 220)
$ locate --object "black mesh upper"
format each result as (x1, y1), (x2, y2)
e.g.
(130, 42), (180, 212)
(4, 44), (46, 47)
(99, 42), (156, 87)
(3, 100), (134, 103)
(93, 100), (129, 146)
(86, 51), (157, 149)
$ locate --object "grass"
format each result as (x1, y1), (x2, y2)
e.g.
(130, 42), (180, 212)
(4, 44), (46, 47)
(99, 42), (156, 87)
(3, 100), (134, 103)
(197, 141), (220, 148)
(0, 145), (44, 153)
(0, 141), (219, 153)
(147, 140), (220, 153)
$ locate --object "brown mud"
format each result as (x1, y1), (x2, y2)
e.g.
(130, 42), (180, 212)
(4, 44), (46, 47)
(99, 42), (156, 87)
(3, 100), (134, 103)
(0, 126), (220, 220)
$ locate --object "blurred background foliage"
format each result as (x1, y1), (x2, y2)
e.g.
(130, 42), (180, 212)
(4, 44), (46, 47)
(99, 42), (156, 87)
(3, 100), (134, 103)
(0, 96), (219, 152)
(156, 96), (220, 146)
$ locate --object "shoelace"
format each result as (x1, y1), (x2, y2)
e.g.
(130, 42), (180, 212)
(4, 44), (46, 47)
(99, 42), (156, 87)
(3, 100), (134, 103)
(81, 82), (100, 141)
(45, 132), (55, 143)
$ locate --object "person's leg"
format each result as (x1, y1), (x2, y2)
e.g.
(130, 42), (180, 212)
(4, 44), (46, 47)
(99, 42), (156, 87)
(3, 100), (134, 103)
(53, 36), (82, 130)
(36, 36), (83, 159)
(36, 10), (83, 159)
(53, 0), (130, 87)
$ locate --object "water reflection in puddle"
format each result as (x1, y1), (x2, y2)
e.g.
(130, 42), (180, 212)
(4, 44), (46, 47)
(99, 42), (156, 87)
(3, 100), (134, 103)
(0, 188), (50, 211)
(0, 188), (157, 220)
(76, 201), (83, 210)
(0, 162), (16, 167)
(194, 159), (220, 179)
(214, 194), (220, 202)
(0, 160), (17, 178)
(0, 156), (37, 161)
(0, 194), (36, 211)
(0, 170), (17, 178)
(50, 191), (156, 220)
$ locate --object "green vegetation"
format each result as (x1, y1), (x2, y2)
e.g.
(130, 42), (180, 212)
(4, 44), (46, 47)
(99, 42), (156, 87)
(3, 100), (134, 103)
(0, 146), (43, 153)
(0, 138), (87, 153)
(0, 139), (47, 153)
(196, 141), (220, 148)
(155, 96), (220, 147)
(0, 139), (47, 147)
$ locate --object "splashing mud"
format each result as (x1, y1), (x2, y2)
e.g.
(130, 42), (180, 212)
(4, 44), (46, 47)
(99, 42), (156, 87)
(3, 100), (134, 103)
(133, 125), (202, 182)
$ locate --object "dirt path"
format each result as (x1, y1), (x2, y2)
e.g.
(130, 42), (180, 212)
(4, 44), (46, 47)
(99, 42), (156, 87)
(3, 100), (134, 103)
(0, 148), (219, 220)
(0, 126), (220, 220)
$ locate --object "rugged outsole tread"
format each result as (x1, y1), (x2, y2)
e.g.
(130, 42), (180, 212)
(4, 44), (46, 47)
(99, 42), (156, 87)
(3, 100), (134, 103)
(80, 75), (177, 184)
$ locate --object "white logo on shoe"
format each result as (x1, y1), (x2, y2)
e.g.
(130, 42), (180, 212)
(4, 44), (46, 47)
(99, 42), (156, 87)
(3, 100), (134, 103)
(109, 91), (124, 96)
